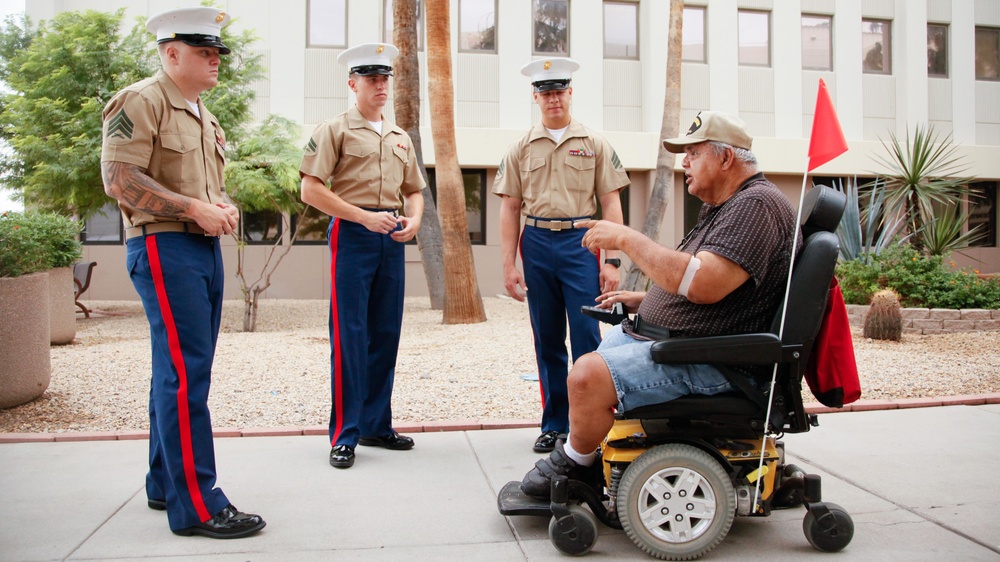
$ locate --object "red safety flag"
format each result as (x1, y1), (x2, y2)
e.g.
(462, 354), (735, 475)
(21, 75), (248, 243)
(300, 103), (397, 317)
(807, 78), (848, 171)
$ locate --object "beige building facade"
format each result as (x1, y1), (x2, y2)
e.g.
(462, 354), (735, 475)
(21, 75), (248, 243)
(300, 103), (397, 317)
(27, 0), (1000, 301)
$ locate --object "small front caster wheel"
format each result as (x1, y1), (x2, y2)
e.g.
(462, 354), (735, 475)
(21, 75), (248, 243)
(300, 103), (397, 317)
(549, 504), (599, 556)
(803, 502), (854, 552)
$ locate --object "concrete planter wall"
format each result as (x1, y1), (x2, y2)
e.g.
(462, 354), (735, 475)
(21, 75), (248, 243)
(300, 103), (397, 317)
(0, 272), (52, 409)
(846, 305), (1000, 334)
(48, 266), (76, 345)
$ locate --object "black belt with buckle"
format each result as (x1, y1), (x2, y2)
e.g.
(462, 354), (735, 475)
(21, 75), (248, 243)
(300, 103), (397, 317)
(633, 314), (674, 340)
(524, 216), (589, 232)
(125, 222), (208, 240)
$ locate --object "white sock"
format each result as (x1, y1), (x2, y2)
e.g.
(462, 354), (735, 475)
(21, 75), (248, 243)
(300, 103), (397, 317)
(562, 435), (596, 467)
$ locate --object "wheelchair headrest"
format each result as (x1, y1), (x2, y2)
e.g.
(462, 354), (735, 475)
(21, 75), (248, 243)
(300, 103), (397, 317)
(800, 185), (846, 238)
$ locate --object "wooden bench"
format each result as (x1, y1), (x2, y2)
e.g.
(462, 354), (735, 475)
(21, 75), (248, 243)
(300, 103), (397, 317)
(73, 261), (97, 318)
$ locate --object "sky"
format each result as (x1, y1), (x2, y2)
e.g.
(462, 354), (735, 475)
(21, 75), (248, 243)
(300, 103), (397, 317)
(1, 0), (25, 212)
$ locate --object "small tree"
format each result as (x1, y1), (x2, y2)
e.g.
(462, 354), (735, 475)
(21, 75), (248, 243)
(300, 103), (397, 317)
(0, 9), (264, 218)
(870, 124), (977, 254)
(224, 115), (305, 332)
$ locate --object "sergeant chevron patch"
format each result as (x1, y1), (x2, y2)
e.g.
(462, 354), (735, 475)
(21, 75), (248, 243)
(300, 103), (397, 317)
(106, 108), (134, 140)
(305, 137), (317, 153)
(611, 150), (623, 170)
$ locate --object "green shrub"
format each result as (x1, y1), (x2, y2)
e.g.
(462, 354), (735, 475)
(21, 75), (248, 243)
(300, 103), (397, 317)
(836, 243), (1000, 309)
(0, 211), (82, 277)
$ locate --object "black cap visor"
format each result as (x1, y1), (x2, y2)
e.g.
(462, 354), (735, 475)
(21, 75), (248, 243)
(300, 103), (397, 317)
(533, 79), (571, 92)
(350, 65), (394, 76)
(159, 34), (231, 55)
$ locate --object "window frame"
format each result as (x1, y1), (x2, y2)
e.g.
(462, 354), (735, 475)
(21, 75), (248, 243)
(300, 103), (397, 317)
(862, 18), (892, 75)
(737, 9), (771, 68)
(682, 6), (707, 63)
(80, 202), (124, 245)
(240, 210), (284, 246)
(458, 0), (498, 53)
(975, 26), (1000, 81)
(532, 0), (571, 56)
(801, 14), (833, 71)
(291, 206), (331, 246)
(306, 0), (348, 49)
(927, 23), (948, 78)
(603, 0), (639, 60)
(968, 181), (997, 248)
(423, 168), (488, 245)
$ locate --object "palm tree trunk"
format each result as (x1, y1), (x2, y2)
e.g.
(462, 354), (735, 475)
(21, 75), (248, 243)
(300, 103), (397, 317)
(393, 0), (446, 310)
(425, 0), (486, 323)
(623, 0), (684, 291)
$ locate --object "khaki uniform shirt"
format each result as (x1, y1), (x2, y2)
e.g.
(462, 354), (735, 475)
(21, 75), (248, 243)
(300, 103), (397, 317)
(299, 106), (425, 209)
(492, 119), (629, 218)
(100, 70), (227, 228)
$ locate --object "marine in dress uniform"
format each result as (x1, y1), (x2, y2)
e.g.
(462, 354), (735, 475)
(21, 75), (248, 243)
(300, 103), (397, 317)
(493, 58), (630, 453)
(299, 43), (425, 470)
(99, 7), (265, 538)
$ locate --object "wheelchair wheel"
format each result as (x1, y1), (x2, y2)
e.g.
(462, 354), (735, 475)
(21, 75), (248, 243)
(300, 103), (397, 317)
(617, 444), (735, 560)
(548, 504), (599, 556)
(803, 502), (854, 552)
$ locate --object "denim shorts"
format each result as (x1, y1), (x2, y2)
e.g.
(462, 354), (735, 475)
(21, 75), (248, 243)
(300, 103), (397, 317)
(596, 324), (733, 413)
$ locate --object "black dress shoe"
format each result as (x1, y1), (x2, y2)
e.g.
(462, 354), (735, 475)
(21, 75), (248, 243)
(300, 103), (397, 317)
(533, 430), (561, 453)
(358, 430), (414, 450)
(172, 504), (266, 539)
(330, 444), (355, 468)
(147, 499), (167, 511)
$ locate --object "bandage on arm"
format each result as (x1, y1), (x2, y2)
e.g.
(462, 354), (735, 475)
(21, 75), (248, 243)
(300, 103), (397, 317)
(677, 255), (701, 298)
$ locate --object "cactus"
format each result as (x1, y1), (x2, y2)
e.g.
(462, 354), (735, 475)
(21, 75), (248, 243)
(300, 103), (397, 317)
(863, 289), (903, 341)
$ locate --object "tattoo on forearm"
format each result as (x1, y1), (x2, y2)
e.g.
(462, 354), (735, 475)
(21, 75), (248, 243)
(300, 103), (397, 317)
(102, 161), (190, 218)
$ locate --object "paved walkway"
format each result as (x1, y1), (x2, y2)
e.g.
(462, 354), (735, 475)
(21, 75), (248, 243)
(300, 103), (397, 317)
(2, 404), (999, 561)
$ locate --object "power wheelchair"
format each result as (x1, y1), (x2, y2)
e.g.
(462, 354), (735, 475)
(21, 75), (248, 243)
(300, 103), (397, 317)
(497, 186), (854, 559)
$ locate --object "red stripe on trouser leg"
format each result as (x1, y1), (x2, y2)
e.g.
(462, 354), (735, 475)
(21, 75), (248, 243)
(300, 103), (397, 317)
(145, 235), (211, 523)
(329, 218), (344, 446)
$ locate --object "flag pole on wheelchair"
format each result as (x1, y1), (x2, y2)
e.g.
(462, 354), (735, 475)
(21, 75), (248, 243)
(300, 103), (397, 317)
(753, 78), (849, 512)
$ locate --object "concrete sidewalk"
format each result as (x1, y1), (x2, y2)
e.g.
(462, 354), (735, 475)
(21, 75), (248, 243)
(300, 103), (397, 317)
(2, 405), (999, 561)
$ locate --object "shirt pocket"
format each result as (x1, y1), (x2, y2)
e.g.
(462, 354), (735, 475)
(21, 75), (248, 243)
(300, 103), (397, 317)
(521, 156), (547, 200)
(158, 133), (201, 186)
(343, 143), (380, 184)
(564, 155), (597, 192)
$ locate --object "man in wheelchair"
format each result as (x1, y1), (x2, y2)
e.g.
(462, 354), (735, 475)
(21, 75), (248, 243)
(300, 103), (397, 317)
(520, 111), (802, 499)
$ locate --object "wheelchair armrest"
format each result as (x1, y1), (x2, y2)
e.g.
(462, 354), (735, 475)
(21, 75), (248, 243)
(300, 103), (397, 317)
(650, 333), (782, 365)
(580, 303), (627, 325)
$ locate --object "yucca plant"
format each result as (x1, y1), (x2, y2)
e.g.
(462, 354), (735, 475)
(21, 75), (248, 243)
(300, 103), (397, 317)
(871, 124), (975, 252)
(833, 177), (908, 264)
(918, 203), (985, 257)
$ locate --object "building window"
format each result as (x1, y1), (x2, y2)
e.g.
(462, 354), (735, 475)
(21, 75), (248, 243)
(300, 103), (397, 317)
(81, 202), (123, 244)
(927, 24), (948, 77)
(241, 211), (283, 245)
(976, 27), (1000, 80)
(738, 10), (770, 67)
(425, 168), (487, 245)
(291, 206), (330, 245)
(802, 14), (832, 71)
(459, 0), (496, 52)
(307, 0), (347, 48)
(682, 6), (706, 63)
(862, 19), (891, 74)
(385, 0), (424, 50)
(533, 0), (569, 55)
(604, 1), (638, 59)
(968, 182), (997, 247)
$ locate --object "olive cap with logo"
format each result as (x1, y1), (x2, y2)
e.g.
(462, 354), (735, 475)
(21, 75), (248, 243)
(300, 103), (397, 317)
(146, 7), (231, 55)
(338, 43), (400, 76)
(662, 111), (753, 153)
(521, 57), (580, 92)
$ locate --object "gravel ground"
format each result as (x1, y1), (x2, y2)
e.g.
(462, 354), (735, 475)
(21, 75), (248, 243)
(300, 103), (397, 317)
(2, 297), (998, 434)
